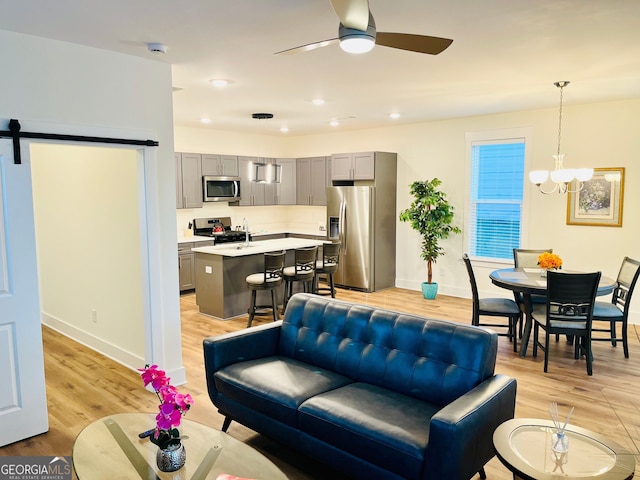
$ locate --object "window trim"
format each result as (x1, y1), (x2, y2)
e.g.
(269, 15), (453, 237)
(464, 127), (533, 267)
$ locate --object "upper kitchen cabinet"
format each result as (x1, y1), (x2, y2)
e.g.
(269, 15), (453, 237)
(297, 156), (331, 206)
(201, 154), (239, 177)
(176, 152), (203, 209)
(331, 152), (375, 181)
(276, 158), (296, 205)
(236, 156), (274, 206)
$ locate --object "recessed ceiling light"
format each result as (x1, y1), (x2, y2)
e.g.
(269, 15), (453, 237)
(280, 127), (289, 133)
(201, 117), (212, 124)
(312, 98), (325, 106)
(329, 119), (339, 127)
(389, 113), (401, 120)
(209, 79), (229, 88)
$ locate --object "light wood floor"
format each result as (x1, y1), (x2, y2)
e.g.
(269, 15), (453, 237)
(2, 287), (639, 479)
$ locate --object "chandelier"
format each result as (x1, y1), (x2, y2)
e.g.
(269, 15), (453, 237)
(529, 81), (593, 194)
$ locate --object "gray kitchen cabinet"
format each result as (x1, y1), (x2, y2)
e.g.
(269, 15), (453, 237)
(237, 156), (265, 206)
(201, 154), (239, 177)
(179, 240), (213, 292)
(176, 152), (203, 209)
(263, 158), (277, 206)
(276, 158), (296, 205)
(178, 242), (195, 291)
(175, 153), (183, 208)
(331, 151), (375, 181)
(297, 156), (330, 206)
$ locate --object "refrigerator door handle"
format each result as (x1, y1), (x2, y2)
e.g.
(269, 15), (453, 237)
(340, 200), (347, 254)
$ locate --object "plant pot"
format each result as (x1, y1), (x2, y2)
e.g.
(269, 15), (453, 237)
(421, 282), (438, 300)
(156, 442), (186, 472)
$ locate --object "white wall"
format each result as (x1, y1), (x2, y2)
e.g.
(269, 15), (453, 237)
(31, 144), (145, 362)
(0, 30), (184, 380)
(176, 98), (640, 322)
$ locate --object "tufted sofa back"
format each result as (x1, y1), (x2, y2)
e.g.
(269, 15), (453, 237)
(279, 293), (498, 407)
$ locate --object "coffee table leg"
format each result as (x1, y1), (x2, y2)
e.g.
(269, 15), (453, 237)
(519, 293), (533, 357)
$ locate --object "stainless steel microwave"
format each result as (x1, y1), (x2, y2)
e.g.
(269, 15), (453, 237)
(202, 176), (241, 202)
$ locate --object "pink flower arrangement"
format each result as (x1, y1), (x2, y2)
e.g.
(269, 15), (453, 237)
(139, 364), (194, 449)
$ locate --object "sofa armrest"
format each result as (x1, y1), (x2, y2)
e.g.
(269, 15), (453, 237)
(423, 374), (517, 480)
(203, 321), (282, 399)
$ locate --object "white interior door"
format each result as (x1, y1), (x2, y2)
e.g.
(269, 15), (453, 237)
(0, 139), (48, 446)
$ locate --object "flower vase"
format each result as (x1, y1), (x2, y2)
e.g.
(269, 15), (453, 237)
(156, 442), (186, 472)
(541, 268), (556, 278)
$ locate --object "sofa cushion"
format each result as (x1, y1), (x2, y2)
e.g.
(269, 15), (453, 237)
(214, 355), (353, 427)
(298, 382), (439, 479)
(280, 293), (498, 408)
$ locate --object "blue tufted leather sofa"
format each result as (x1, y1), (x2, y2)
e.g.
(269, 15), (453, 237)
(203, 293), (517, 480)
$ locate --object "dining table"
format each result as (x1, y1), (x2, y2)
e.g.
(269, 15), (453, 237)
(489, 268), (616, 357)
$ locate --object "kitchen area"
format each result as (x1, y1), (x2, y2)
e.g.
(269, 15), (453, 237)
(176, 151), (398, 320)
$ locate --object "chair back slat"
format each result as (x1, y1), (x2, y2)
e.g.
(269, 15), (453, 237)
(513, 248), (553, 268)
(321, 242), (340, 267)
(294, 246), (318, 275)
(462, 254), (480, 312)
(546, 271), (600, 326)
(264, 251), (285, 281)
(612, 257), (640, 311)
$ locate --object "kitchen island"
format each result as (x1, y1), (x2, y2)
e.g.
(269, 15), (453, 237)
(192, 237), (327, 320)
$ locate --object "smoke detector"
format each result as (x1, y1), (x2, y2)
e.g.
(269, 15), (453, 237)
(147, 43), (167, 54)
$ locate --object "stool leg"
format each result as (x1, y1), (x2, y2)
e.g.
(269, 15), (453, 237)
(247, 290), (257, 328)
(329, 273), (335, 298)
(271, 288), (279, 321)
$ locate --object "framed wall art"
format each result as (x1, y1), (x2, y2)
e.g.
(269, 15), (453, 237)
(566, 167), (625, 227)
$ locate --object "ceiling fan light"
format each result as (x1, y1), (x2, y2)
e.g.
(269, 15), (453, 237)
(340, 36), (375, 53)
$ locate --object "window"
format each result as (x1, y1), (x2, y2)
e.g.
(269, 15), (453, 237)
(467, 132), (528, 262)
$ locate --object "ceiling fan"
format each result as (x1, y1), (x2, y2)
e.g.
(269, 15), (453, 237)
(275, 0), (453, 56)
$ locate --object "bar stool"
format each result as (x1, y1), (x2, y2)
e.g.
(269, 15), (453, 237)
(314, 241), (340, 298)
(246, 251), (285, 328)
(282, 246), (318, 310)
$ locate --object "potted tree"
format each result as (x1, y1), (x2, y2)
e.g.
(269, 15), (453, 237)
(399, 178), (461, 299)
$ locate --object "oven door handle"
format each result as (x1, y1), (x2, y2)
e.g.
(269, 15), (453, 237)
(233, 180), (239, 198)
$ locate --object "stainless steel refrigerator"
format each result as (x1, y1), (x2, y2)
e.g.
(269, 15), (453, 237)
(327, 186), (396, 292)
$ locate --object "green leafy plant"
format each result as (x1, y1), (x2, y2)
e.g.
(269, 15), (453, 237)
(399, 178), (461, 284)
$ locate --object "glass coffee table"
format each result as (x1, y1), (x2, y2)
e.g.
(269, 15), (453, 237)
(73, 413), (288, 480)
(493, 418), (635, 480)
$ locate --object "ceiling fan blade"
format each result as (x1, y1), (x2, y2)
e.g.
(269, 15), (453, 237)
(330, 0), (370, 31)
(376, 32), (453, 55)
(275, 38), (339, 55)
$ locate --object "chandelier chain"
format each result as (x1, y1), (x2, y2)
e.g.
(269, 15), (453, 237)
(557, 84), (564, 157)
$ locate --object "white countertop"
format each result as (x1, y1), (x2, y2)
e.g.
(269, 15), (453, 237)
(191, 237), (327, 257)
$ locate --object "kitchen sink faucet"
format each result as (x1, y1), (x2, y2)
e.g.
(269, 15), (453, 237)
(243, 218), (250, 248)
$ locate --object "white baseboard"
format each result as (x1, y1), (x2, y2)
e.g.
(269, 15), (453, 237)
(41, 312), (144, 372)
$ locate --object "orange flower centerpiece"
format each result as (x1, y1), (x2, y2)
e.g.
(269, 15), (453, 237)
(537, 252), (562, 277)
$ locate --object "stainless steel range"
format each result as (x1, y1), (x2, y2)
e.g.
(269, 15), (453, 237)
(192, 217), (250, 244)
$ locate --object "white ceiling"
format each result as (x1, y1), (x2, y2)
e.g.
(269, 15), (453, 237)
(2, 0), (640, 135)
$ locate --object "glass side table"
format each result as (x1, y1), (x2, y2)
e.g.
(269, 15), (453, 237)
(493, 418), (635, 480)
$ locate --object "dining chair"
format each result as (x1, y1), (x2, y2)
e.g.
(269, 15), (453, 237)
(463, 254), (521, 352)
(245, 251), (286, 328)
(283, 246), (318, 310)
(591, 257), (640, 358)
(513, 248), (553, 337)
(532, 271), (601, 375)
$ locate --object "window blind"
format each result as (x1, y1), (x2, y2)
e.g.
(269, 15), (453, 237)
(469, 141), (525, 260)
